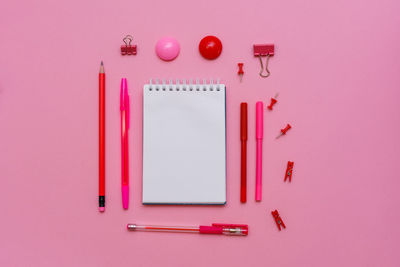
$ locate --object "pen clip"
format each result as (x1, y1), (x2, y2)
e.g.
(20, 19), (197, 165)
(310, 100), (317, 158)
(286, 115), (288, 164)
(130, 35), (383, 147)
(124, 78), (129, 129)
(126, 93), (130, 129)
(120, 78), (126, 111)
(212, 223), (248, 228)
(120, 78), (130, 129)
(240, 103), (248, 141)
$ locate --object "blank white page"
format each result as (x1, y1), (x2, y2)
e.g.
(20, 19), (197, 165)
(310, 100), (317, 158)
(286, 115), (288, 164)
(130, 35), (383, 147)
(142, 82), (226, 204)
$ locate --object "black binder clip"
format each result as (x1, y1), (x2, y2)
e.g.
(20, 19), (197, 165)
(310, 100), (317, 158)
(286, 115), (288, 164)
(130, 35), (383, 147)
(121, 35), (137, 55)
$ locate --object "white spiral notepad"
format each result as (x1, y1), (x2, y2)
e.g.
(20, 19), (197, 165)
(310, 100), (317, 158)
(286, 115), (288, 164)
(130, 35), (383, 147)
(142, 80), (226, 205)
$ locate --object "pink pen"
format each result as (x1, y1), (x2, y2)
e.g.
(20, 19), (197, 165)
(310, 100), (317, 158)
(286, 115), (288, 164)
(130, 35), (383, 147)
(120, 78), (130, 209)
(127, 223), (248, 236)
(256, 101), (263, 201)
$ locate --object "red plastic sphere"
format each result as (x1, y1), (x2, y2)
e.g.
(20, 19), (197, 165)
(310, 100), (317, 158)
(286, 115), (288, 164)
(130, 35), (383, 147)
(199, 36), (223, 60)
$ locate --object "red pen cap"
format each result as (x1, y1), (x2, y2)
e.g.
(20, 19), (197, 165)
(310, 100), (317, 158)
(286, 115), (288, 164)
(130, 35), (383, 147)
(240, 103), (248, 141)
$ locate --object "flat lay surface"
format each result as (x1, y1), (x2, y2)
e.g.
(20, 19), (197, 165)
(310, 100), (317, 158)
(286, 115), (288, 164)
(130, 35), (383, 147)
(0, 0), (399, 266)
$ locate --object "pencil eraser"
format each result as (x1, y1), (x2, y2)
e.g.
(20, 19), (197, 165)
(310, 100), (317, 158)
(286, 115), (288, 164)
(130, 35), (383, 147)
(99, 207), (105, 212)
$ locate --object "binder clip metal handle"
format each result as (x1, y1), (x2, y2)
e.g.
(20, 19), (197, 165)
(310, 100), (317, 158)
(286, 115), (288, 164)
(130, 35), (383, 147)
(254, 44), (274, 78)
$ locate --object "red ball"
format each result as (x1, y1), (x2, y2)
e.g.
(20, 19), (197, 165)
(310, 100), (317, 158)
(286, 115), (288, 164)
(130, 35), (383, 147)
(199, 35), (223, 60)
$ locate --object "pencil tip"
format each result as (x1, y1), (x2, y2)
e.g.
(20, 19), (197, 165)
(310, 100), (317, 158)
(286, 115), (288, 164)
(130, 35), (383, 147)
(99, 61), (104, 73)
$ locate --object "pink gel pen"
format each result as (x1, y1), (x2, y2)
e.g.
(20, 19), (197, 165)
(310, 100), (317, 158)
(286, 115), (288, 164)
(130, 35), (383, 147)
(256, 102), (263, 201)
(127, 223), (248, 236)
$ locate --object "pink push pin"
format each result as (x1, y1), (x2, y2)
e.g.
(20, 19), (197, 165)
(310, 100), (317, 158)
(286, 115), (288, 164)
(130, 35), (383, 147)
(155, 37), (180, 61)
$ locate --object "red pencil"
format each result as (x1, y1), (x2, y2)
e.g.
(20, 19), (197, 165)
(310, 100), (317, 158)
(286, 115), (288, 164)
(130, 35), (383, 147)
(240, 103), (248, 203)
(99, 61), (105, 212)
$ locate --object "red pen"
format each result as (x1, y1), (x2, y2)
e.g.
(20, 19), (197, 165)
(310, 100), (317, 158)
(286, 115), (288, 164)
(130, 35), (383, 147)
(240, 103), (248, 203)
(99, 61), (105, 212)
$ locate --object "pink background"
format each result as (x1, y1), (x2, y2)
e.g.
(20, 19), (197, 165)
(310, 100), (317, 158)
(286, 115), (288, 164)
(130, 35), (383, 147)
(1, 0), (399, 266)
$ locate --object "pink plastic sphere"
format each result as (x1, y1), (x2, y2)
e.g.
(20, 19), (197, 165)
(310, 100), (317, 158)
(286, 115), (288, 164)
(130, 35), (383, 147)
(155, 37), (180, 61)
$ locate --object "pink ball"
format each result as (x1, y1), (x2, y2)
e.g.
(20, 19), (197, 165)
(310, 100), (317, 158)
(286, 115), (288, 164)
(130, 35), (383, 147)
(155, 37), (180, 61)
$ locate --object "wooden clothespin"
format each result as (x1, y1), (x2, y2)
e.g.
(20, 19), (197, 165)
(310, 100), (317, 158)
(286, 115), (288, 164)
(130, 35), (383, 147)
(271, 210), (286, 231)
(284, 161), (294, 182)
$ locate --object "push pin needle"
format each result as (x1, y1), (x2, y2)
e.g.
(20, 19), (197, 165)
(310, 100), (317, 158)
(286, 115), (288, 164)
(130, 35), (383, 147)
(276, 124), (291, 139)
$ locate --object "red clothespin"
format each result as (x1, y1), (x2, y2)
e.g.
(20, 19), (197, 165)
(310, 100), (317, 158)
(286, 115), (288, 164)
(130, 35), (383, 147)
(276, 124), (291, 139)
(254, 44), (274, 78)
(267, 93), (279, 110)
(271, 210), (286, 231)
(121, 35), (137, 55)
(284, 161), (294, 182)
(238, 63), (244, 82)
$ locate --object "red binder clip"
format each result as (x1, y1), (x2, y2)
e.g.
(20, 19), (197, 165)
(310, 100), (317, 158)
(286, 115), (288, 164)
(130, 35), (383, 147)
(284, 161), (294, 182)
(267, 93), (279, 110)
(276, 124), (291, 139)
(271, 210), (286, 231)
(121, 35), (137, 55)
(238, 63), (244, 82)
(254, 44), (274, 78)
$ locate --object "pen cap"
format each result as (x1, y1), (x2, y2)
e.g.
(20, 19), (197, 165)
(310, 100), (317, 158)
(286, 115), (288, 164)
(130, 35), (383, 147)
(199, 223), (248, 236)
(213, 223), (248, 236)
(256, 102), (263, 139)
(240, 103), (248, 141)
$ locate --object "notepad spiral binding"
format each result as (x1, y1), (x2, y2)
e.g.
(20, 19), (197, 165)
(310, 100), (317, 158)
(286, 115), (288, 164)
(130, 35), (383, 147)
(147, 79), (223, 91)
